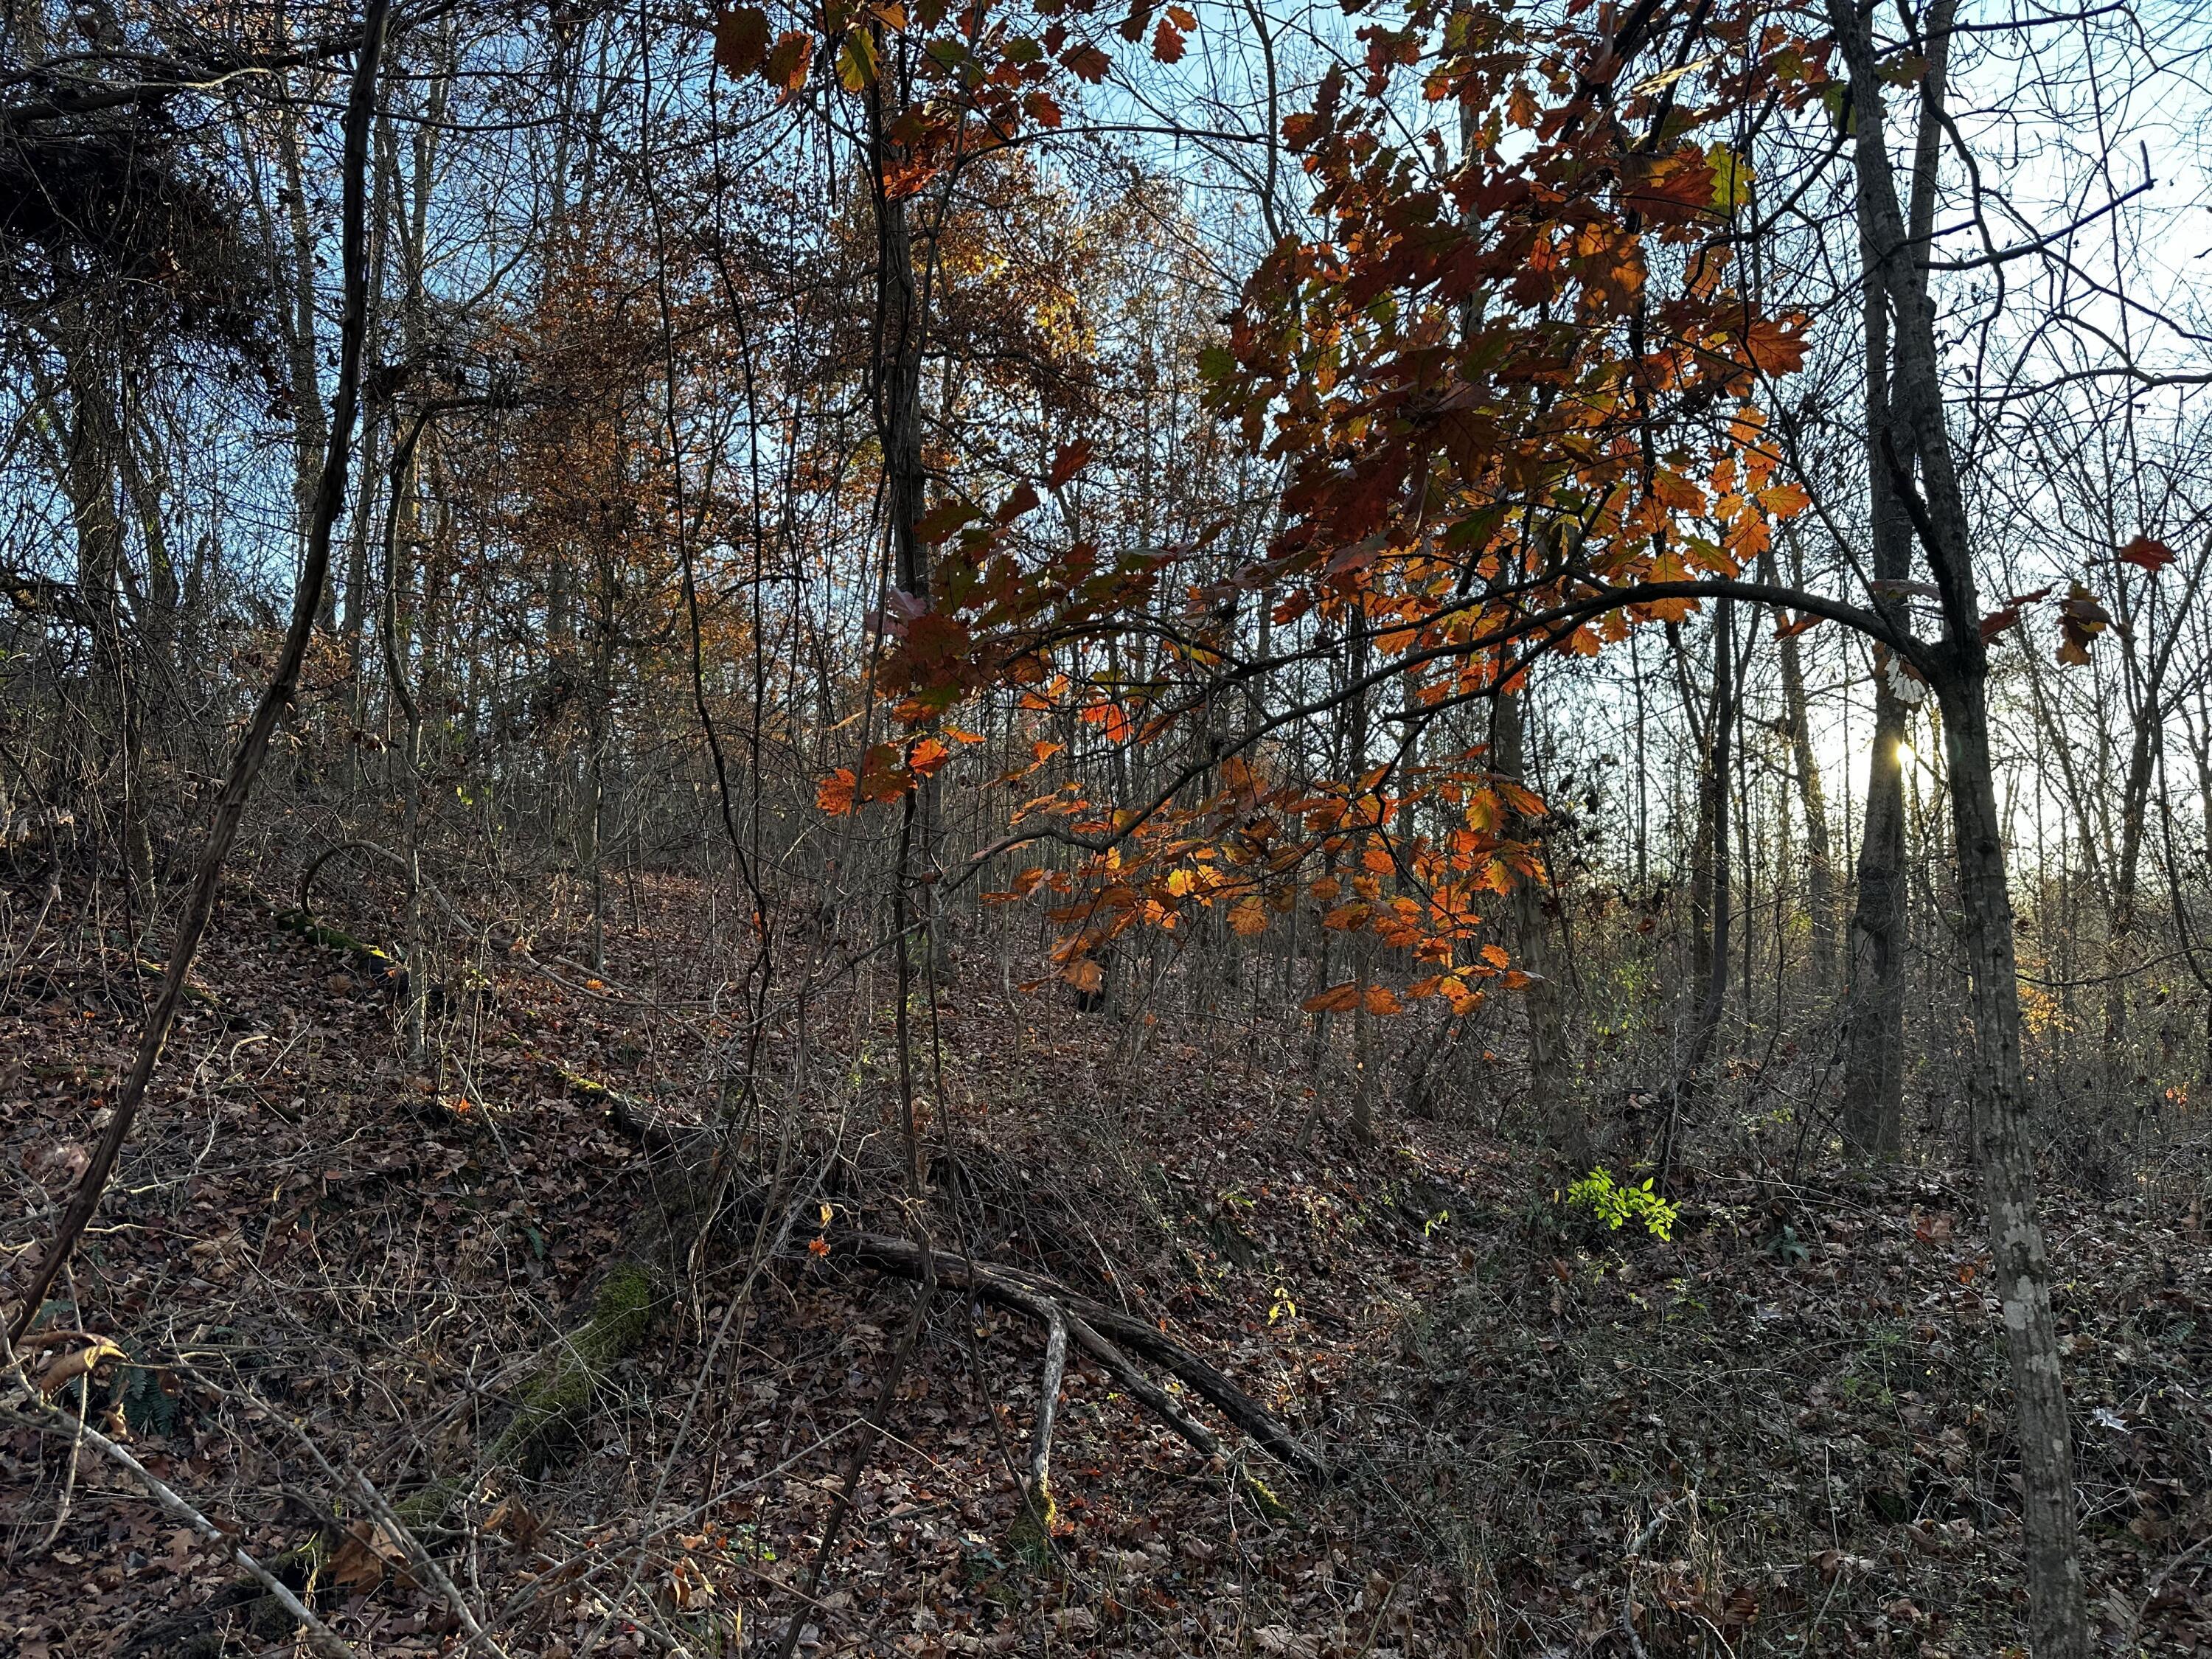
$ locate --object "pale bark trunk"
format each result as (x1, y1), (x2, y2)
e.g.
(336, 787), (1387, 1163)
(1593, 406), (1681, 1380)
(1764, 540), (1837, 993)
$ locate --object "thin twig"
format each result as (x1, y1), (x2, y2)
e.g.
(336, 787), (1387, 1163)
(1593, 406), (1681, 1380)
(0, 1338), (357, 1659)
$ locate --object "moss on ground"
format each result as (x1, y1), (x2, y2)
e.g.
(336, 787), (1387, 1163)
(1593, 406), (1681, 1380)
(400, 1260), (661, 1533)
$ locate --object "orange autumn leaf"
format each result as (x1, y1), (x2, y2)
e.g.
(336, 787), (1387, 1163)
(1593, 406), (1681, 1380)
(1061, 41), (1110, 80)
(1301, 981), (1363, 1013)
(1652, 470), (1706, 513)
(2118, 535), (2177, 574)
(765, 29), (813, 91)
(1739, 317), (1809, 375)
(1048, 438), (1095, 487)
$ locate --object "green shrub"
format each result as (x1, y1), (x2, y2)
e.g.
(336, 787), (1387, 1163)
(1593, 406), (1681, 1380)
(1564, 1168), (1679, 1241)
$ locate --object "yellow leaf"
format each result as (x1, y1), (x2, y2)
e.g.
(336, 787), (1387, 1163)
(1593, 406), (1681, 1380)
(837, 29), (878, 90)
(35, 1337), (124, 1398)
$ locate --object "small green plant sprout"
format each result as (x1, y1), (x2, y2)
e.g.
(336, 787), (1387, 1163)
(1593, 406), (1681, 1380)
(1761, 1222), (1810, 1265)
(1267, 1284), (1298, 1325)
(1565, 1168), (1680, 1241)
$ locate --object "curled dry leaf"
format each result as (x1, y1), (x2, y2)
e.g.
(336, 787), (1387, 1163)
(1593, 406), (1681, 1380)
(35, 1336), (124, 1397)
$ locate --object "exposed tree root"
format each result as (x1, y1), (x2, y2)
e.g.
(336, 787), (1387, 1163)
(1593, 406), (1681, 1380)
(827, 1231), (1326, 1486)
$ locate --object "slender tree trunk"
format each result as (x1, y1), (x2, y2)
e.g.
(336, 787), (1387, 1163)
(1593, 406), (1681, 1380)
(1492, 689), (1579, 1164)
(1840, 0), (1954, 1157)
(2101, 712), (2157, 1087)
(1663, 602), (1735, 1179)
(8, 0), (391, 1347)
(57, 341), (156, 914)
(1937, 672), (2087, 1658)
(1843, 659), (1909, 1154)
(381, 409), (437, 1058)
(1346, 634), (1377, 1142)
(277, 83), (335, 630)
(1683, 598), (1733, 1087)
(1839, 203), (1915, 1152)
(865, 27), (943, 978)
(1764, 541), (1836, 992)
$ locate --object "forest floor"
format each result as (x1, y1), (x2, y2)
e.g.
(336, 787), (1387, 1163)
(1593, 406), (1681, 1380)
(4, 865), (2211, 1658)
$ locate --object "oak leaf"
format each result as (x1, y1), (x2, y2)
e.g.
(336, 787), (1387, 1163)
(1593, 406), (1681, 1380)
(712, 6), (771, 75)
(2118, 535), (2176, 573)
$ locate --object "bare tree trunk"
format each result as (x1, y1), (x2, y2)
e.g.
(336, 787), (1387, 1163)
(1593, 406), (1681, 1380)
(59, 346), (152, 907)
(1830, 1), (2086, 1645)
(1681, 605), (1733, 1089)
(2102, 712), (2157, 1085)
(864, 25), (944, 981)
(1936, 672), (2087, 1659)
(1492, 689), (1579, 1164)
(1840, 0), (1952, 1158)
(1843, 657), (1909, 1155)
(1346, 635), (1377, 1142)
(1765, 540), (1836, 993)
(1840, 275), (1919, 1155)
(276, 78), (335, 631)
